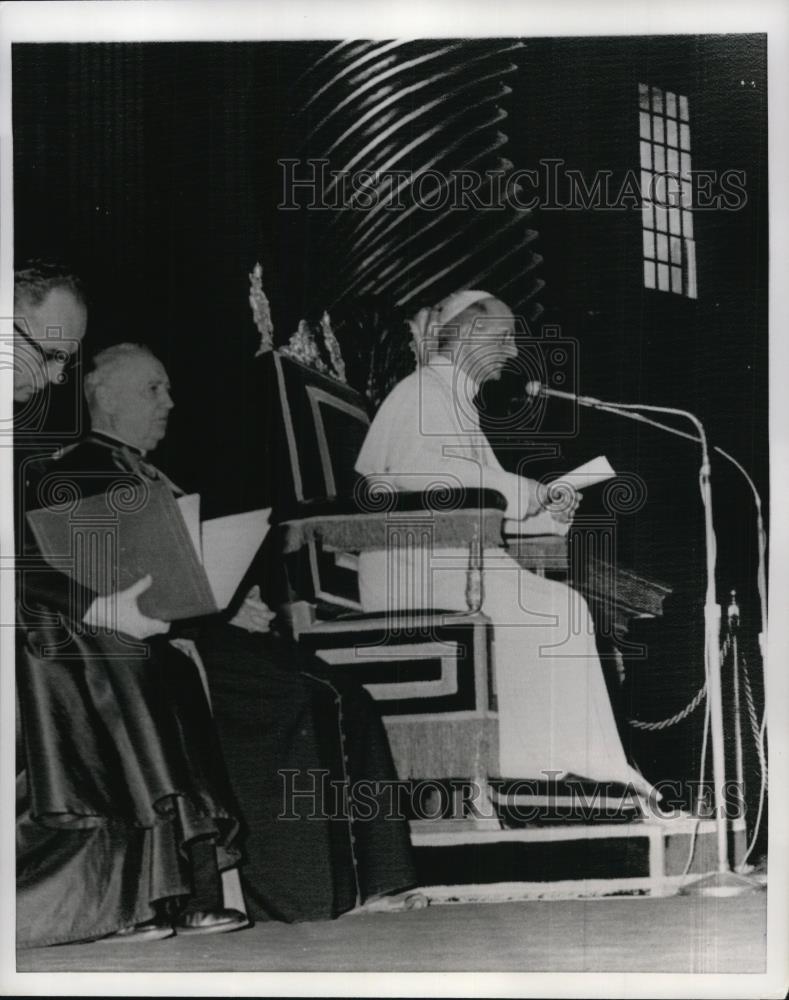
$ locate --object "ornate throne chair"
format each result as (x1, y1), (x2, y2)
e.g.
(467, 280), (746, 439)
(263, 348), (506, 805)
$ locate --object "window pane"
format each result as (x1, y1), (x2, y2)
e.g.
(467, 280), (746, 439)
(664, 175), (682, 208)
(640, 87), (693, 299)
(685, 239), (697, 298)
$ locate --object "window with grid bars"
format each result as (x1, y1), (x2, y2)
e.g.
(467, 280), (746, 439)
(639, 83), (697, 298)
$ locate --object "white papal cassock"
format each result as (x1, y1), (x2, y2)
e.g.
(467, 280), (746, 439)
(355, 358), (651, 794)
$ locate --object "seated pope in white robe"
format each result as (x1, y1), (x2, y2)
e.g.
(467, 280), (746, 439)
(354, 289), (651, 794)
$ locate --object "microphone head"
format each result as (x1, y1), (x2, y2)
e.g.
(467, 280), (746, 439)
(525, 380), (543, 398)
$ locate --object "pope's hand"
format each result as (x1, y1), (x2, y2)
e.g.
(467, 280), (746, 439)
(82, 574), (171, 639)
(524, 478), (547, 517)
(528, 480), (583, 524)
(229, 585), (277, 633)
(544, 481), (583, 524)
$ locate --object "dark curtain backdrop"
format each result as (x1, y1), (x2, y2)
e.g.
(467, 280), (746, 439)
(12, 38), (768, 819)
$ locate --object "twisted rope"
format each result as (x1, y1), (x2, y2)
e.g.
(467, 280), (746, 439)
(741, 653), (768, 788)
(626, 634), (733, 732)
(626, 680), (708, 731)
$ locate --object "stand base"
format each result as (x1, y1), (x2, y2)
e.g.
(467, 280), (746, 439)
(680, 869), (765, 897)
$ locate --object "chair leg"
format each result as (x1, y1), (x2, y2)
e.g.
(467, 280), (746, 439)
(468, 776), (503, 830)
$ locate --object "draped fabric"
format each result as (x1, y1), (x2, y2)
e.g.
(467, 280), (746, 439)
(16, 436), (241, 947)
(16, 630), (241, 947)
(193, 623), (416, 923)
(292, 39), (545, 410)
(295, 39), (544, 318)
(17, 629), (239, 839)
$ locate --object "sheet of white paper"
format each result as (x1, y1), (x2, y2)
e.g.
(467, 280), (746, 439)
(176, 493), (202, 558)
(502, 456), (615, 536)
(551, 455), (616, 491)
(200, 507), (271, 609)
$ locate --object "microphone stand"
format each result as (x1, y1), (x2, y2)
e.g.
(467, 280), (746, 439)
(563, 393), (763, 894)
(581, 399), (768, 646)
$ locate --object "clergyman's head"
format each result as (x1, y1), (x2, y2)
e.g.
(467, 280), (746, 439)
(13, 261), (87, 403)
(84, 343), (174, 453)
(433, 291), (517, 383)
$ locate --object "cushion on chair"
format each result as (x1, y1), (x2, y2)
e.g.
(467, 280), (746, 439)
(282, 489), (508, 555)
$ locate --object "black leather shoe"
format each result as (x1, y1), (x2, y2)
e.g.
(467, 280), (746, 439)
(174, 908), (249, 936)
(97, 919), (175, 944)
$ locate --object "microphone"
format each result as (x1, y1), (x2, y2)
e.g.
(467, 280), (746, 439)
(525, 380), (604, 407)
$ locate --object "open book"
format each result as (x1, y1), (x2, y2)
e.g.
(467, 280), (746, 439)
(503, 455), (616, 537)
(27, 479), (271, 621)
(176, 494), (272, 611)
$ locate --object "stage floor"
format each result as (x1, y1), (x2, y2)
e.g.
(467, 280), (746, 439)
(17, 892), (767, 975)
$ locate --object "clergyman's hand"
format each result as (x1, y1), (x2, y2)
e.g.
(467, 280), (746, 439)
(82, 574), (171, 639)
(228, 585), (277, 634)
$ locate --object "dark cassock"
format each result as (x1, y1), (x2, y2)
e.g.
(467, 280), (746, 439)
(17, 430), (415, 944)
(192, 621), (416, 923)
(16, 431), (242, 947)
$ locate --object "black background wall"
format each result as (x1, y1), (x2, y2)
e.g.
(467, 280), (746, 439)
(11, 36), (769, 815)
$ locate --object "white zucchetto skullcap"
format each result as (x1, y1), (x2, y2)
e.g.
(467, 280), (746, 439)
(433, 289), (494, 325)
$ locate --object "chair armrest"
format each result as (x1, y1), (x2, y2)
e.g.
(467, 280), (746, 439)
(281, 488), (507, 555)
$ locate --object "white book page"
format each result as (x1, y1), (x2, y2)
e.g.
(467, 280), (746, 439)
(200, 508), (271, 609)
(176, 493), (202, 558)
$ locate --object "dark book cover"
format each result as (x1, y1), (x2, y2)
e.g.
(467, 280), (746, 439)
(26, 478), (220, 621)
